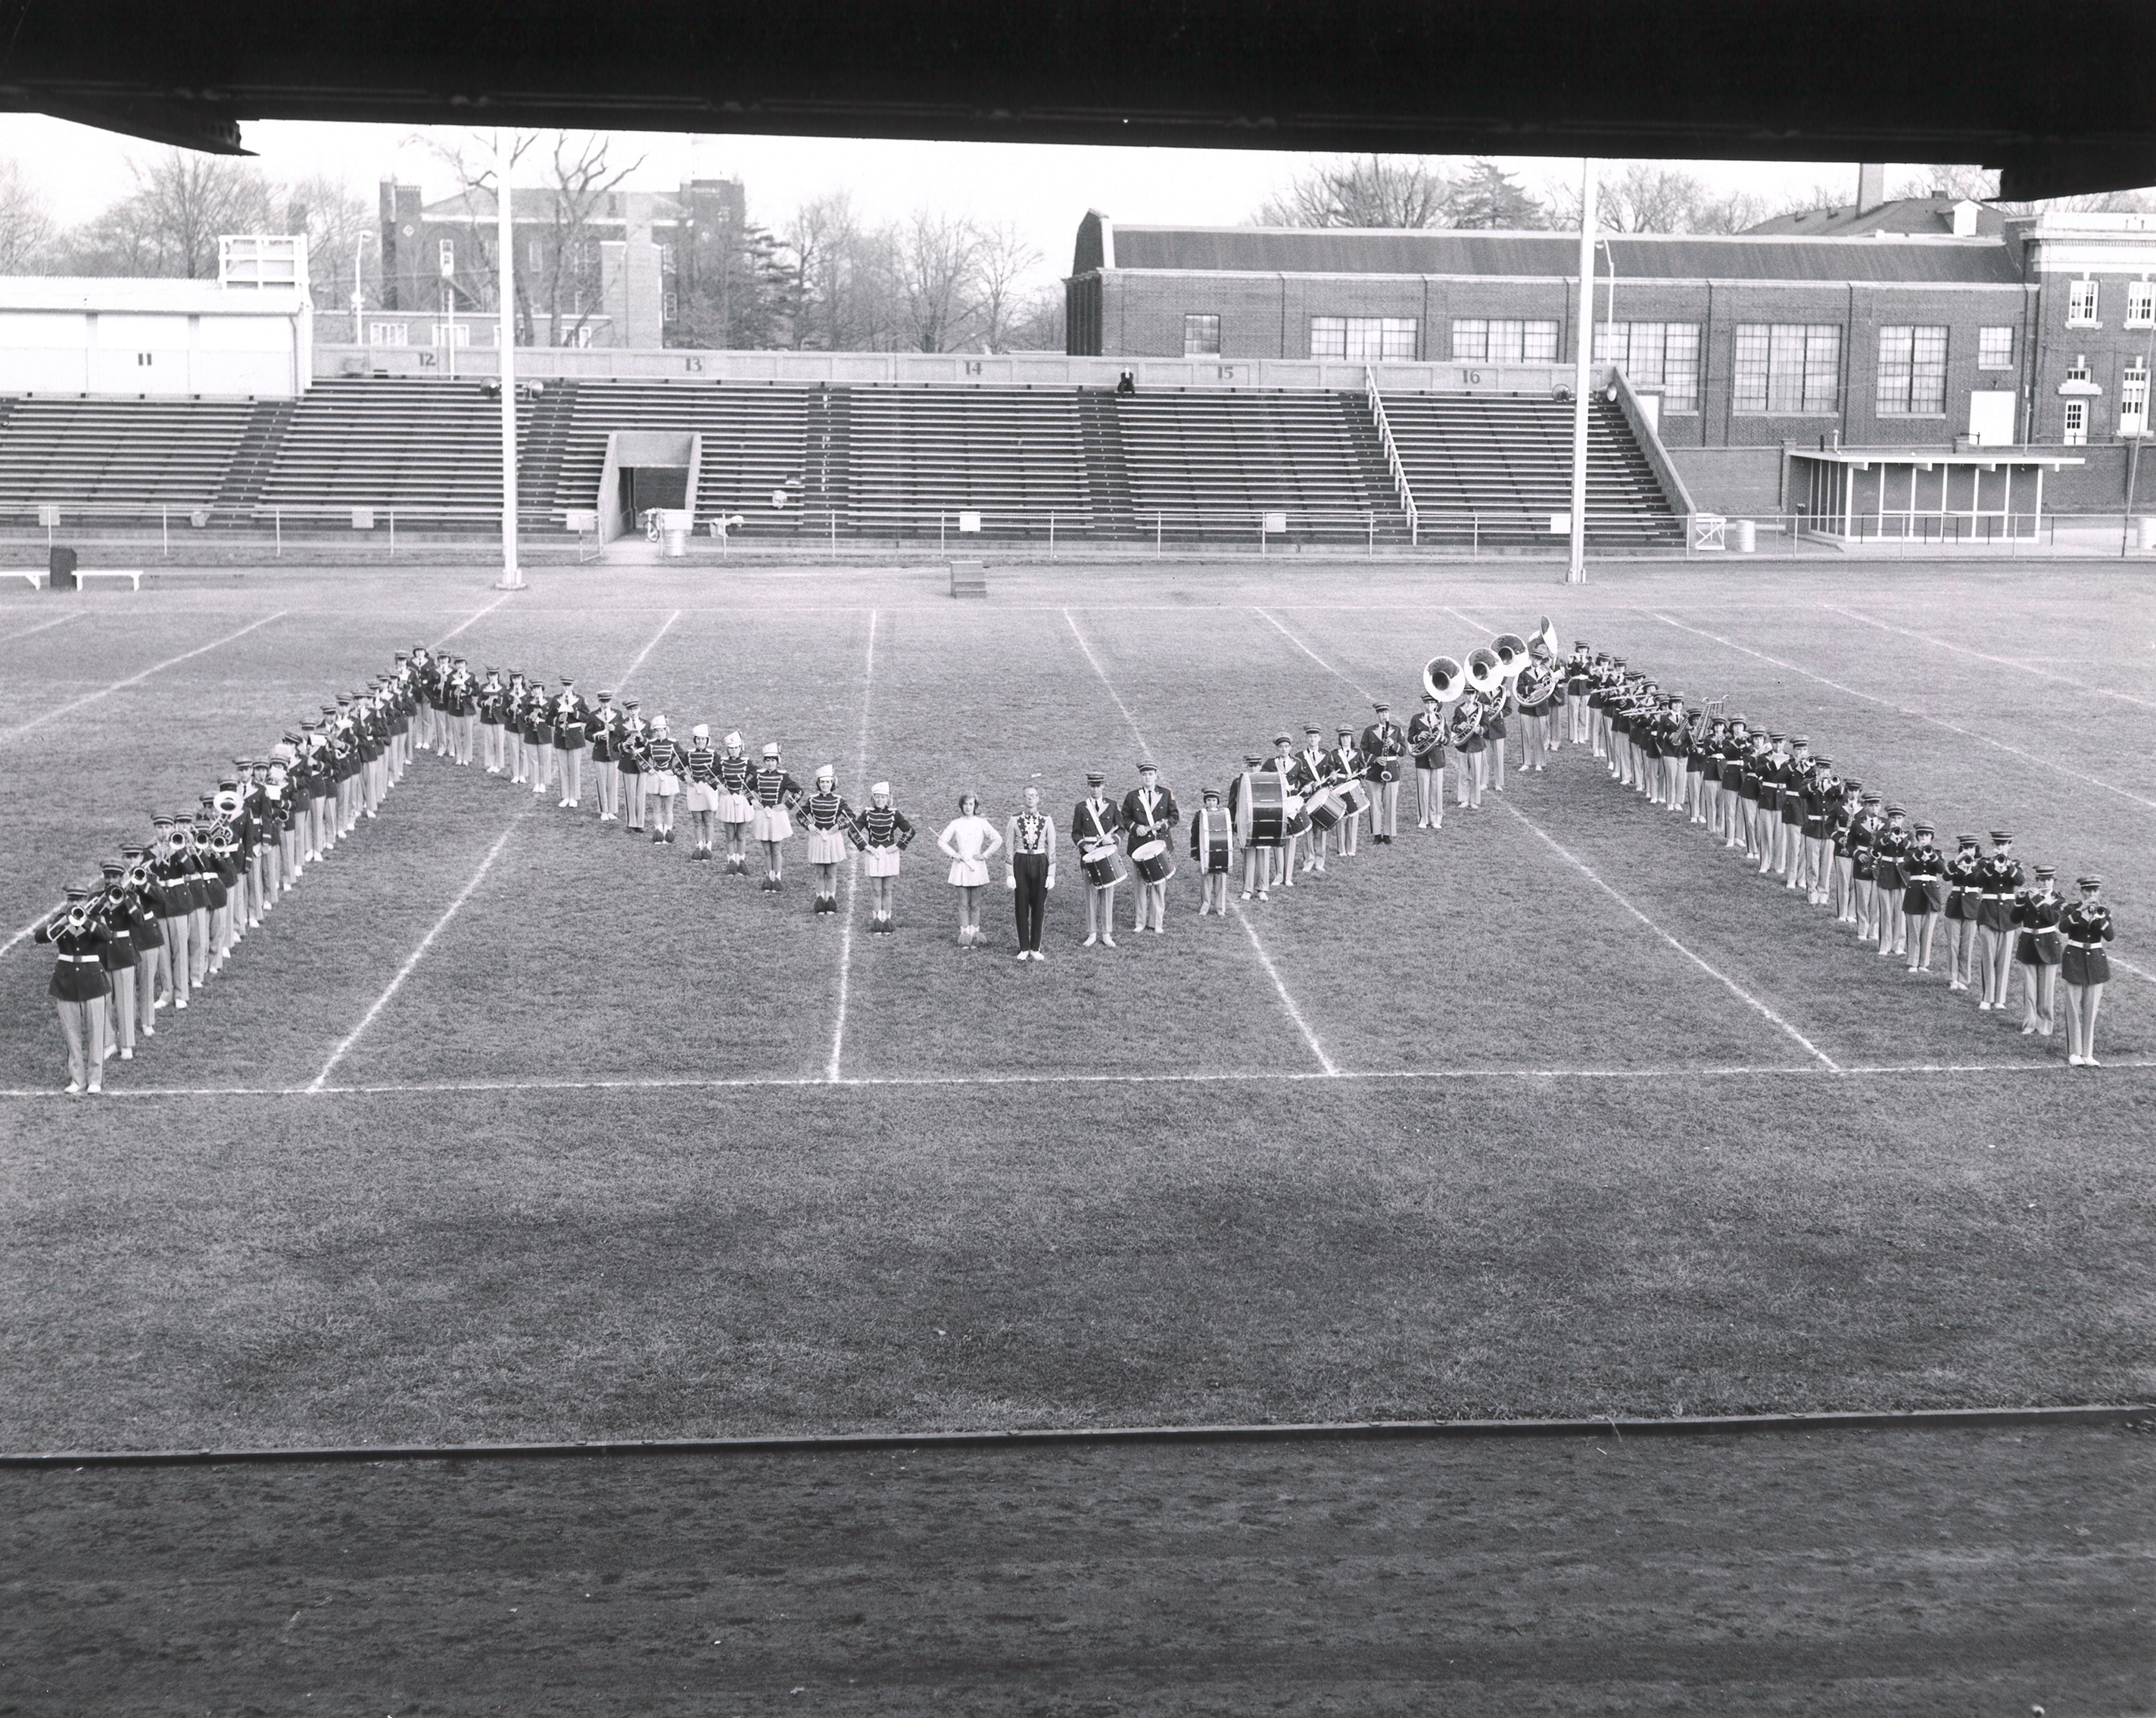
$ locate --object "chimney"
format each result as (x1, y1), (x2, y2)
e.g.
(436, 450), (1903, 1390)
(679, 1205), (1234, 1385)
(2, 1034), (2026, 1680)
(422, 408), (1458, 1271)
(1856, 163), (1886, 215)
(1952, 199), (1980, 238)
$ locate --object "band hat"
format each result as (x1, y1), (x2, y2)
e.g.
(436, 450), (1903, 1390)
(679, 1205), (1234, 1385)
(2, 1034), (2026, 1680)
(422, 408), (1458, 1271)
(1958, 833), (1980, 847)
(2034, 864), (2057, 878)
(624, 699), (640, 709)
(122, 845), (145, 859)
(1862, 792), (1882, 803)
(871, 781), (890, 798)
(1372, 700), (1389, 712)
(1307, 722), (1326, 732)
(1243, 753), (1264, 765)
(1139, 760), (1159, 774)
(1274, 732), (1292, 745)
(1793, 735), (1810, 746)
(1338, 724), (1355, 735)
(764, 742), (780, 757)
(2078, 875), (2102, 888)
(64, 884), (91, 900)
(651, 714), (668, 728)
(724, 731), (743, 748)
(152, 815), (173, 828)
(816, 764), (835, 781)
(597, 690), (613, 701)
(1086, 769), (1106, 784)
(99, 859), (124, 875)
(1914, 822), (1935, 836)
(1886, 803), (1905, 816)
(1420, 693), (1438, 704)
(690, 723), (709, 740)
(561, 677), (575, 686)
(486, 666), (499, 675)
(1992, 830), (2013, 843)
(1201, 787), (1222, 801)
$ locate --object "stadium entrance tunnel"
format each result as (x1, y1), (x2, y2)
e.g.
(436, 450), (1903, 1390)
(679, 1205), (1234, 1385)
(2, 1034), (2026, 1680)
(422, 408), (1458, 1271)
(598, 429), (701, 542)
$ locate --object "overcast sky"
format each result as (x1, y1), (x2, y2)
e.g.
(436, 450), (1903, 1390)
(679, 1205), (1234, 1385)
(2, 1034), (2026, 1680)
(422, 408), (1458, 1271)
(0, 112), (1930, 292)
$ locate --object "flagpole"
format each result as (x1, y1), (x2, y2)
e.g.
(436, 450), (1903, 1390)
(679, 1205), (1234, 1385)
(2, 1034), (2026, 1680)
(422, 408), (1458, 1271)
(1568, 157), (1597, 586)
(494, 127), (524, 591)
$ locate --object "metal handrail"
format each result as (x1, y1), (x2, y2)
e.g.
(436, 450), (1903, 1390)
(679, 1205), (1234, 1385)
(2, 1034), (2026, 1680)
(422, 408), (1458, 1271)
(1365, 366), (1419, 545)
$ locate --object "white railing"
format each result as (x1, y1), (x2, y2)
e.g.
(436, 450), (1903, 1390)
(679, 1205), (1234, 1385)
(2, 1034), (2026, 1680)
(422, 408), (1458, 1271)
(1365, 366), (1419, 545)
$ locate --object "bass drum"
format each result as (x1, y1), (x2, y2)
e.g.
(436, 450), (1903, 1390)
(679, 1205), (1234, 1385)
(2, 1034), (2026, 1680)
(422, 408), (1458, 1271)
(1080, 842), (1126, 887)
(1245, 772), (1287, 847)
(1129, 838), (1175, 884)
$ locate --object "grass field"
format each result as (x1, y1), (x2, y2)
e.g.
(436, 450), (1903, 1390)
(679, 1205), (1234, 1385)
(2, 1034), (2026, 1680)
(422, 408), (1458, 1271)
(2, 557), (2152, 1456)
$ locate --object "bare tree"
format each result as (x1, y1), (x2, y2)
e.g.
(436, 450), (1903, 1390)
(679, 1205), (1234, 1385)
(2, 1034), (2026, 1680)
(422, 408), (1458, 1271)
(1002, 285), (1067, 353)
(1688, 189), (1773, 234)
(1545, 163), (1769, 233)
(1256, 155), (1455, 227)
(55, 148), (276, 277)
(283, 173), (374, 323)
(896, 210), (981, 353)
(1890, 164), (2002, 203)
(0, 160), (52, 271)
(782, 192), (905, 351)
(1442, 159), (1548, 229)
(972, 220), (1041, 351)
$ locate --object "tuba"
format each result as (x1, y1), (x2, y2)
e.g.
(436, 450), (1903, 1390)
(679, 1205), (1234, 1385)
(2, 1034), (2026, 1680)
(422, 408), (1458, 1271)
(1422, 654), (1466, 705)
(1492, 632), (1530, 680)
(1531, 615), (1562, 659)
(1465, 646), (1503, 695)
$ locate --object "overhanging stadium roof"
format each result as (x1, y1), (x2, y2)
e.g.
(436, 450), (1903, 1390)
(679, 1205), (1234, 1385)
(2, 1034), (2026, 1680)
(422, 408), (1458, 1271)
(1096, 227), (2028, 285)
(0, 0), (2151, 202)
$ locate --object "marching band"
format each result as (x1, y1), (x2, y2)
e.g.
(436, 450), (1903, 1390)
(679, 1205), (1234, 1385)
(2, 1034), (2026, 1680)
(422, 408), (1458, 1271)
(24, 621), (2127, 1091)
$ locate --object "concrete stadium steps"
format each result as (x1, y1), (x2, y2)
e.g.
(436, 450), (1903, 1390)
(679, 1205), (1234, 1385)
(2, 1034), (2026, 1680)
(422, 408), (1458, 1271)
(1111, 389), (1401, 542)
(210, 399), (298, 513)
(0, 394), (260, 517)
(254, 379), (531, 527)
(836, 385), (1090, 538)
(1076, 391), (1137, 538)
(543, 379), (815, 537)
(1379, 393), (1682, 545)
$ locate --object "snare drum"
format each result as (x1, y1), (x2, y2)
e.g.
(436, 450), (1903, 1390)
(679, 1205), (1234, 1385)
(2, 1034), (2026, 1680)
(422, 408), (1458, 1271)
(1335, 779), (1370, 820)
(1129, 838), (1175, 884)
(1304, 786), (1342, 831)
(1080, 842), (1126, 887)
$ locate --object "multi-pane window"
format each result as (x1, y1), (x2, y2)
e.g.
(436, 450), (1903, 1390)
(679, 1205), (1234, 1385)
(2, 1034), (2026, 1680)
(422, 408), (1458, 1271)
(2063, 398), (2087, 445)
(1451, 318), (1559, 363)
(432, 322), (472, 348)
(1184, 313), (1221, 357)
(1876, 326), (1949, 415)
(438, 238), (456, 278)
(662, 292), (678, 323)
(1310, 316), (1418, 360)
(2122, 363), (2149, 435)
(1732, 324), (1842, 414)
(2067, 279), (2099, 325)
(2127, 281), (2155, 327)
(1977, 326), (2014, 369)
(367, 323), (409, 346)
(1592, 321), (1702, 412)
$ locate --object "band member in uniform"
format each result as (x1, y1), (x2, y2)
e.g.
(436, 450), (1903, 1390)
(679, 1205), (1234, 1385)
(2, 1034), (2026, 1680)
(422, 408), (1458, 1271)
(1485, 677), (1513, 794)
(1297, 725), (1339, 871)
(587, 690), (622, 821)
(444, 655), (477, 767)
(2011, 864), (2067, 1035)
(1516, 652), (1560, 772)
(552, 678), (590, 809)
(1330, 724), (1366, 850)
(478, 667), (509, 775)
(1073, 770), (1123, 945)
(1003, 784), (1055, 958)
(120, 844), (164, 1040)
(1450, 697), (1488, 812)
(1900, 822), (1945, 973)
(1943, 834), (1983, 990)
(1360, 701), (1407, 840)
(1974, 831), (2024, 1011)
(617, 700), (648, 832)
(92, 860), (138, 1062)
(938, 792), (1003, 949)
(1849, 792), (1885, 940)
(799, 765), (855, 915)
(1264, 734), (1302, 889)
(503, 672), (531, 784)
(525, 675), (556, 800)
(856, 782), (916, 935)
(1799, 755), (1839, 905)
(751, 742), (800, 890)
(1120, 761), (1179, 934)
(1228, 754), (1270, 900)
(36, 884), (111, 1093)
(2060, 876), (2114, 1067)
(715, 732), (756, 875)
(1407, 694), (1447, 831)
(643, 716), (681, 845)
(1827, 779), (1861, 921)
(682, 725), (721, 859)
(1565, 642), (1594, 747)
(1190, 785), (1235, 915)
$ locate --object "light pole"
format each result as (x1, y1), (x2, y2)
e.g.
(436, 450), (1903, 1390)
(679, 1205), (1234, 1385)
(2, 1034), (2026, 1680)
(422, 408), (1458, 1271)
(1597, 236), (1617, 367)
(494, 127), (523, 591)
(1568, 159), (1597, 585)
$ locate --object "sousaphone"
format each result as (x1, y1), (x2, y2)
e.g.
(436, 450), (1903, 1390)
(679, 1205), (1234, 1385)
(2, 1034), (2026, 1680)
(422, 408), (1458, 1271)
(1492, 632), (1531, 679)
(1422, 654), (1467, 704)
(1465, 646), (1503, 695)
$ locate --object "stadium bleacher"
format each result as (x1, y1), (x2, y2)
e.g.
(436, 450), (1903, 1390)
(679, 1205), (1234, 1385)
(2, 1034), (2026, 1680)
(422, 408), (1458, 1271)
(0, 376), (1688, 545)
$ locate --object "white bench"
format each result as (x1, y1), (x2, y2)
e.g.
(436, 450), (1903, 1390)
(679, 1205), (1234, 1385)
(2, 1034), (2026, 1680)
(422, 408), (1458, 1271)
(4, 569), (46, 589)
(76, 569), (145, 591)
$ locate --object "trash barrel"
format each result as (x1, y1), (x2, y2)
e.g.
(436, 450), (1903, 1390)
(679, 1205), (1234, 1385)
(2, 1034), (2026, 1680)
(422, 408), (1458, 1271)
(1734, 519), (1758, 553)
(48, 546), (78, 590)
(659, 509), (691, 558)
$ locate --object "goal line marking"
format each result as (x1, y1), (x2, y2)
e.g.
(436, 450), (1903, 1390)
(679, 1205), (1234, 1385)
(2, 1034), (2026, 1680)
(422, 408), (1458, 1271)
(1064, 607), (1338, 1077)
(0, 1058), (2139, 1102)
(0, 611), (287, 744)
(1251, 606), (1842, 1072)
(0, 610), (85, 647)
(435, 591), (518, 645)
(1824, 604), (2156, 711)
(828, 610), (880, 1083)
(1647, 610), (2156, 812)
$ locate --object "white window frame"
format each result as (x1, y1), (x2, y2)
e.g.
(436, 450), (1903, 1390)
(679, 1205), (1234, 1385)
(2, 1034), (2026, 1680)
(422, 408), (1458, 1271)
(2126, 280), (2155, 329)
(1733, 323), (1842, 415)
(2067, 277), (2100, 327)
(438, 238), (456, 279)
(2121, 363), (2149, 436)
(368, 322), (410, 347)
(1876, 325), (1949, 417)
(432, 321), (471, 348)
(662, 291), (678, 323)
(2063, 398), (2087, 445)
(1977, 326), (2014, 369)
(1184, 313), (1222, 357)
(1593, 320), (1702, 413)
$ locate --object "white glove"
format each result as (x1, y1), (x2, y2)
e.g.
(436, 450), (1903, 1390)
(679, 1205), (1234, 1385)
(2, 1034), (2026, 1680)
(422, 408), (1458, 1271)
(1005, 871), (1016, 891)
(1045, 868), (1056, 890)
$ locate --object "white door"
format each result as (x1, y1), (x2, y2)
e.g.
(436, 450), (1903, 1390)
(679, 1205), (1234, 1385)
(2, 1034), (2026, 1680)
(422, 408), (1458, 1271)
(2064, 400), (2087, 446)
(1967, 390), (2015, 445)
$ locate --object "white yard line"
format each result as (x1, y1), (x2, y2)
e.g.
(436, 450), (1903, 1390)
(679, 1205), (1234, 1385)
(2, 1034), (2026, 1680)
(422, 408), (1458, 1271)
(1254, 606), (1377, 700)
(0, 910), (50, 959)
(1254, 605), (1840, 1073)
(0, 611), (287, 744)
(304, 813), (527, 1093)
(435, 591), (518, 645)
(1497, 800), (1842, 1071)
(827, 610), (880, 1083)
(1064, 606), (1338, 1076)
(615, 607), (680, 690)
(4, 1058), (2145, 1102)
(0, 610), (84, 647)
(1824, 604), (2156, 711)
(1647, 610), (2156, 812)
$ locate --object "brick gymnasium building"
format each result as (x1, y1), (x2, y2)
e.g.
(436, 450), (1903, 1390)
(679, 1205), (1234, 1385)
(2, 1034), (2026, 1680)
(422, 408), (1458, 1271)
(1067, 198), (2156, 519)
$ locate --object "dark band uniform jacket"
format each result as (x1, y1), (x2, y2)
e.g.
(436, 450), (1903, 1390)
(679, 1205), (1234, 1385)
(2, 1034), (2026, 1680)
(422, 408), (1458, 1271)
(2061, 900), (2115, 987)
(1120, 784), (1180, 849)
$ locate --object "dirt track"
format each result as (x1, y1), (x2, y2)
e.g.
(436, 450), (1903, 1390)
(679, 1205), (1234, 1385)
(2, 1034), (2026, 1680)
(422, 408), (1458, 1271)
(5, 1424), (2149, 1715)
